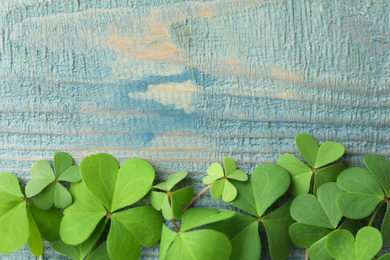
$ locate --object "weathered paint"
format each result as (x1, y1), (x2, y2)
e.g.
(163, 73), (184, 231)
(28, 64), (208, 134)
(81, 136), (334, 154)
(0, 0), (389, 259)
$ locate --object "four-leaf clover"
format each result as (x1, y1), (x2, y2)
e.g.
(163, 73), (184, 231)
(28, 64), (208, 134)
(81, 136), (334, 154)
(25, 152), (81, 209)
(203, 157), (248, 202)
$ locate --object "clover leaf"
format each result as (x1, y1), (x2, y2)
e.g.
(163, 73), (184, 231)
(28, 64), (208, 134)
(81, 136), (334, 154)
(50, 220), (106, 260)
(210, 164), (294, 260)
(88, 241), (110, 260)
(160, 208), (234, 260)
(378, 254), (390, 260)
(59, 153), (164, 259)
(0, 173), (63, 256)
(25, 152), (81, 210)
(337, 154), (390, 243)
(278, 133), (345, 196)
(28, 202), (63, 242)
(150, 171), (194, 220)
(289, 182), (358, 260)
(337, 168), (384, 219)
(0, 173), (29, 254)
(203, 157), (248, 202)
(326, 227), (382, 260)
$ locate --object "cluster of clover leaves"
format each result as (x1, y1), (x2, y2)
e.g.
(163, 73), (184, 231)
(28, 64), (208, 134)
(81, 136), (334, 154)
(1, 134), (390, 260)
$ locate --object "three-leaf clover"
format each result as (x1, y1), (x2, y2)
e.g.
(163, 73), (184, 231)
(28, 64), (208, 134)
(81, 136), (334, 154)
(210, 164), (294, 260)
(25, 152), (81, 210)
(150, 171), (194, 220)
(203, 157), (248, 202)
(337, 154), (390, 243)
(289, 182), (358, 260)
(278, 133), (345, 196)
(0, 173), (63, 256)
(160, 208), (235, 260)
(326, 227), (382, 260)
(59, 153), (164, 259)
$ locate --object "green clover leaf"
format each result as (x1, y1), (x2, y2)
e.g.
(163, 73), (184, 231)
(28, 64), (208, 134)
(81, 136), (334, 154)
(27, 201), (63, 256)
(160, 208), (234, 260)
(326, 227), (382, 260)
(88, 241), (110, 260)
(289, 182), (350, 260)
(25, 152), (81, 210)
(278, 133), (345, 196)
(210, 164), (294, 260)
(0, 173), (63, 256)
(378, 254), (390, 260)
(28, 202), (63, 241)
(0, 173), (29, 254)
(337, 155), (390, 243)
(364, 154), (390, 196)
(203, 157), (248, 202)
(51, 218), (106, 260)
(60, 153), (164, 260)
(337, 168), (384, 219)
(150, 171), (194, 220)
(27, 206), (43, 257)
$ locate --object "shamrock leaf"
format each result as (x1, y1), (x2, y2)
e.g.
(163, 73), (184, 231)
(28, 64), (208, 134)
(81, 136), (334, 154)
(210, 164), (294, 260)
(378, 254), (390, 260)
(60, 153), (164, 259)
(51, 218), (105, 260)
(27, 202), (63, 257)
(0, 173), (63, 256)
(337, 168), (384, 219)
(28, 202), (63, 241)
(27, 206), (43, 257)
(289, 182), (346, 260)
(25, 152), (81, 210)
(88, 241), (110, 260)
(0, 173), (29, 254)
(150, 171), (194, 220)
(337, 155), (390, 243)
(203, 157), (248, 202)
(160, 208), (234, 260)
(278, 133), (345, 196)
(364, 154), (390, 195)
(326, 227), (382, 260)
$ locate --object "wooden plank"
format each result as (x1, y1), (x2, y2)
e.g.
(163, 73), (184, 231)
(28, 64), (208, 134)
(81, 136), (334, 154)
(0, 0), (389, 258)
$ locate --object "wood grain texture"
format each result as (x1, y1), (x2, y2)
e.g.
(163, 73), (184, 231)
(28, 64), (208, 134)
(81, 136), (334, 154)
(0, 0), (389, 259)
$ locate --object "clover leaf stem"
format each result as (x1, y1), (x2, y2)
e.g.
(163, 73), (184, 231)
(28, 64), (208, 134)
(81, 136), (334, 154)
(305, 248), (308, 260)
(368, 200), (386, 227)
(171, 219), (181, 232)
(85, 214), (111, 259)
(182, 184), (212, 212)
(309, 172), (315, 194)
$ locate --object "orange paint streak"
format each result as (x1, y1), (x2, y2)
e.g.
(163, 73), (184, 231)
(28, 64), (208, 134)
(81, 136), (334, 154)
(106, 0), (301, 84)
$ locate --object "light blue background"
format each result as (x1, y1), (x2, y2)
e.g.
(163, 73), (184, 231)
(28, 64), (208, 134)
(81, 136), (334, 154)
(0, 0), (389, 259)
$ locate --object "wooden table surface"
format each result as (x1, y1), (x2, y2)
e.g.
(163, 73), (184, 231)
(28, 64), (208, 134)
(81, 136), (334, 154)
(0, 0), (389, 259)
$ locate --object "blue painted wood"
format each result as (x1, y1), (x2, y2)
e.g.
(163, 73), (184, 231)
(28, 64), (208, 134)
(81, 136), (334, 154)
(0, 0), (389, 259)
